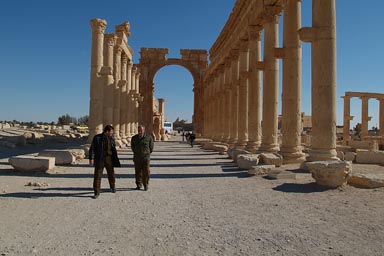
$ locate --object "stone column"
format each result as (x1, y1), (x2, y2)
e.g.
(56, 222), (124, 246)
(361, 96), (369, 138)
(379, 98), (384, 137)
(119, 55), (128, 145)
(88, 19), (107, 143)
(212, 71), (220, 141)
(299, 0), (337, 161)
(135, 71), (141, 132)
(236, 40), (250, 149)
(130, 66), (137, 135)
(126, 61), (133, 140)
(217, 65), (226, 142)
(206, 77), (214, 139)
(342, 95), (352, 143)
(101, 33), (115, 127)
(259, 12), (280, 153)
(159, 98), (166, 140)
(113, 48), (122, 145)
(279, 0), (305, 163)
(229, 49), (240, 145)
(223, 58), (232, 143)
(246, 26), (262, 153)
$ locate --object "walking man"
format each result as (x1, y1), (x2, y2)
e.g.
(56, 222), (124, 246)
(131, 125), (154, 191)
(89, 125), (121, 199)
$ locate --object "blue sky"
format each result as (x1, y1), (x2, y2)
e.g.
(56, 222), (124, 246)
(0, 1), (383, 129)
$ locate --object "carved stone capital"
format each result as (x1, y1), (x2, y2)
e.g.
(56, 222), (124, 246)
(248, 25), (263, 41)
(90, 18), (107, 34)
(263, 6), (282, 24)
(115, 22), (131, 37)
(230, 49), (240, 60)
(104, 34), (116, 47)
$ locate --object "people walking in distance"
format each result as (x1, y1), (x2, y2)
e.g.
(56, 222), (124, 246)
(89, 125), (121, 199)
(189, 132), (196, 147)
(131, 125), (154, 191)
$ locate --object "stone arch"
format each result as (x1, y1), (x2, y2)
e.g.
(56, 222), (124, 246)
(138, 48), (208, 135)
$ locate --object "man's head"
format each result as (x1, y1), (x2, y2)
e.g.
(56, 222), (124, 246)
(138, 125), (145, 136)
(103, 125), (114, 137)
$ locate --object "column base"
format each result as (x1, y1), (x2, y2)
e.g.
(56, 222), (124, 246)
(306, 148), (338, 162)
(245, 141), (261, 153)
(235, 140), (248, 150)
(279, 146), (306, 164)
(258, 143), (280, 153)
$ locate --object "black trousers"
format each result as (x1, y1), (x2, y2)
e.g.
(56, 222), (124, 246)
(93, 156), (115, 194)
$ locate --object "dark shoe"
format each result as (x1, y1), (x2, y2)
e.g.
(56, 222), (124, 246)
(93, 194), (99, 199)
(144, 186), (148, 191)
(111, 188), (116, 193)
(135, 186), (141, 190)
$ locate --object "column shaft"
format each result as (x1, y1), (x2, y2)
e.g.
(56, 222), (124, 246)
(113, 48), (122, 142)
(229, 49), (240, 145)
(361, 97), (369, 138)
(102, 34), (115, 127)
(342, 96), (351, 143)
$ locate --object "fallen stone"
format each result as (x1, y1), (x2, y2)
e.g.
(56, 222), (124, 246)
(348, 173), (384, 189)
(345, 152), (357, 162)
(260, 153), (283, 167)
(355, 149), (384, 165)
(81, 145), (90, 158)
(237, 154), (259, 170)
(232, 149), (251, 162)
(306, 160), (352, 188)
(38, 150), (76, 165)
(336, 150), (345, 160)
(348, 140), (378, 151)
(25, 181), (50, 187)
(9, 156), (55, 172)
(267, 170), (297, 180)
(227, 148), (235, 159)
(69, 149), (86, 160)
(247, 165), (274, 176)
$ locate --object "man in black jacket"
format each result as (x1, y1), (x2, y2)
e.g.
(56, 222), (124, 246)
(89, 125), (121, 199)
(131, 125), (154, 191)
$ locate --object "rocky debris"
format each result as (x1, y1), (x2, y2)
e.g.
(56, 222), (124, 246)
(69, 149), (86, 160)
(236, 154), (259, 170)
(348, 173), (384, 189)
(25, 181), (50, 187)
(9, 156), (55, 172)
(355, 149), (384, 165)
(231, 149), (251, 162)
(306, 160), (352, 188)
(267, 170), (297, 180)
(247, 165), (275, 176)
(38, 150), (76, 165)
(344, 152), (357, 162)
(260, 153), (283, 167)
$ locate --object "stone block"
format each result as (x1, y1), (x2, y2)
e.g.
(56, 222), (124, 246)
(260, 153), (283, 167)
(306, 160), (352, 188)
(355, 149), (384, 165)
(38, 150), (76, 165)
(348, 140), (378, 151)
(348, 173), (384, 189)
(231, 149), (251, 162)
(237, 154), (260, 170)
(247, 165), (274, 176)
(69, 149), (86, 160)
(9, 156), (55, 172)
(345, 152), (357, 162)
(267, 170), (297, 180)
(336, 150), (344, 160)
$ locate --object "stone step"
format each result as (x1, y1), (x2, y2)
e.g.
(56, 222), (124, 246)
(9, 156), (55, 172)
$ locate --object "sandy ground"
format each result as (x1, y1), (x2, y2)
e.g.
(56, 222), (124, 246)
(0, 137), (384, 256)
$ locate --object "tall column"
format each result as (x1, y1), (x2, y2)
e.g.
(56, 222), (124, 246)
(119, 55), (128, 145)
(130, 66), (137, 135)
(342, 95), (352, 143)
(206, 77), (214, 139)
(212, 71), (220, 141)
(113, 48), (122, 144)
(236, 40), (250, 149)
(379, 98), (384, 137)
(246, 26), (262, 152)
(299, 0), (337, 161)
(229, 49), (240, 145)
(223, 57), (232, 143)
(101, 33), (115, 127)
(159, 98), (166, 140)
(88, 19), (107, 143)
(260, 12), (280, 153)
(135, 71), (141, 132)
(279, 0), (305, 163)
(217, 65), (225, 142)
(361, 96), (369, 138)
(126, 61), (133, 140)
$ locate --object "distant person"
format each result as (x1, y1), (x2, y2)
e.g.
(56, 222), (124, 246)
(89, 125), (121, 199)
(185, 132), (190, 143)
(189, 132), (196, 147)
(131, 125), (154, 191)
(182, 131), (185, 141)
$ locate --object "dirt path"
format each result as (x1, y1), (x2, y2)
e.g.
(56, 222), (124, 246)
(0, 140), (384, 256)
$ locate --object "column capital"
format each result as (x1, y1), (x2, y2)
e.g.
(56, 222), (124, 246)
(127, 60), (133, 69)
(218, 64), (225, 73)
(115, 21), (131, 37)
(230, 49), (240, 60)
(239, 40), (249, 51)
(115, 47), (123, 56)
(90, 18), (107, 34)
(263, 6), (282, 24)
(341, 95), (352, 100)
(224, 57), (232, 68)
(248, 25), (263, 41)
(360, 96), (370, 101)
(104, 33), (117, 47)
(121, 54), (128, 65)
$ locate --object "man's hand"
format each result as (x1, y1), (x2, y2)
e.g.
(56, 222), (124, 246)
(89, 160), (94, 166)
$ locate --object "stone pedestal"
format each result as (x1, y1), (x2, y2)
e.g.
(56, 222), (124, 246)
(306, 160), (352, 188)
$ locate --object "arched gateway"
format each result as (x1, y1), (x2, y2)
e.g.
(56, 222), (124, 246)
(138, 48), (208, 136)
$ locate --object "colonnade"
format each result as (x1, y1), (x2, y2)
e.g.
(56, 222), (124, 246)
(342, 92), (384, 141)
(88, 19), (141, 146)
(202, 0), (337, 162)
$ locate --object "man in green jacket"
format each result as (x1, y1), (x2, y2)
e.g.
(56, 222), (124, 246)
(131, 125), (154, 191)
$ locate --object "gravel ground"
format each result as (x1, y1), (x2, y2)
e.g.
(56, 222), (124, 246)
(0, 138), (384, 256)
